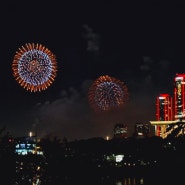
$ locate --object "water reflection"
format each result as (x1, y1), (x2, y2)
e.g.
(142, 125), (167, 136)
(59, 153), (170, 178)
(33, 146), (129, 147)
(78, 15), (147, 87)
(116, 177), (144, 185)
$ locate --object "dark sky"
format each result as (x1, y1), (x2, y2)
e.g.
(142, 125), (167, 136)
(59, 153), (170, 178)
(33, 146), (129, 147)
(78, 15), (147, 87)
(0, 1), (185, 141)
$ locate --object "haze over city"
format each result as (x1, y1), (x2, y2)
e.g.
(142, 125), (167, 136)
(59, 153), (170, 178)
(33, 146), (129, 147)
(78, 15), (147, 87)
(0, 1), (185, 141)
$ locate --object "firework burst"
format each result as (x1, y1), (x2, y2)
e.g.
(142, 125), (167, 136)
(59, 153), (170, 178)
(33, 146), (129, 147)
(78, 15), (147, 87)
(12, 43), (57, 92)
(88, 75), (128, 112)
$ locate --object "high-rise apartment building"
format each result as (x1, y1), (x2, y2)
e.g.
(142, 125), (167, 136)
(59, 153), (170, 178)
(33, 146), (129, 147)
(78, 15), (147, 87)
(156, 94), (173, 121)
(155, 93), (173, 137)
(150, 73), (185, 138)
(174, 73), (185, 119)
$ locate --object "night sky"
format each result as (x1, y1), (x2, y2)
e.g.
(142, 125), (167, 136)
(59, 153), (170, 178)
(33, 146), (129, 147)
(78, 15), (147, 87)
(0, 1), (185, 141)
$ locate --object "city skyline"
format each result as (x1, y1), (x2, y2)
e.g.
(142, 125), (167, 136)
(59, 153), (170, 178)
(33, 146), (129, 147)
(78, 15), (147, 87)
(1, 2), (185, 141)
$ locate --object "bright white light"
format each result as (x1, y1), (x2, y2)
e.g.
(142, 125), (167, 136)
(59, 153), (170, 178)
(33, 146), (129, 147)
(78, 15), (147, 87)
(159, 97), (165, 99)
(175, 77), (183, 80)
(116, 154), (124, 162)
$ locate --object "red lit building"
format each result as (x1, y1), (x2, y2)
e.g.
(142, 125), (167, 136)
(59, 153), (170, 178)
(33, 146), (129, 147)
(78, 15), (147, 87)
(156, 94), (173, 121)
(150, 73), (185, 138)
(155, 93), (173, 136)
(174, 73), (185, 119)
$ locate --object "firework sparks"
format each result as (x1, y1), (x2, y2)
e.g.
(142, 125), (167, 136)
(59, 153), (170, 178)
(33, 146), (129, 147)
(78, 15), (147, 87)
(88, 75), (128, 112)
(12, 43), (57, 92)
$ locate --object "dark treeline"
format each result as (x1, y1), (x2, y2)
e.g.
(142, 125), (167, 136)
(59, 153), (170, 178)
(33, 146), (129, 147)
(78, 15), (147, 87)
(1, 127), (185, 185)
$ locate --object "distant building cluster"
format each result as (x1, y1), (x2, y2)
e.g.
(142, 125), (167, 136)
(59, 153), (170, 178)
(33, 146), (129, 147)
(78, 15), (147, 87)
(113, 123), (150, 139)
(134, 123), (150, 138)
(150, 73), (185, 138)
(15, 132), (43, 155)
(114, 123), (128, 139)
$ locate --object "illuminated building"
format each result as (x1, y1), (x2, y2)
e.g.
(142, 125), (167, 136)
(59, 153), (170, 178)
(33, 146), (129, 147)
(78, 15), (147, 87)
(134, 123), (150, 137)
(154, 93), (173, 137)
(114, 123), (128, 139)
(174, 74), (185, 119)
(15, 132), (44, 185)
(15, 132), (43, 155)
(156, 94), (173, 121)
(150, 74), (185, 138)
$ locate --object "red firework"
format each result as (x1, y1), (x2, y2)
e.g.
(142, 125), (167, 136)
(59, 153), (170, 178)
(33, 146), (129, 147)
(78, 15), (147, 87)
(88, 75), (128, 112)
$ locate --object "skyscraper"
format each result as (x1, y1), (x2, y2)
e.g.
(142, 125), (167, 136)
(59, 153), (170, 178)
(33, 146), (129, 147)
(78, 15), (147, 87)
(155, 93), (173, 136)
(156, 94), (173, 121)
(174, 73), (185, 119)
(150, 73), (185, 138)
